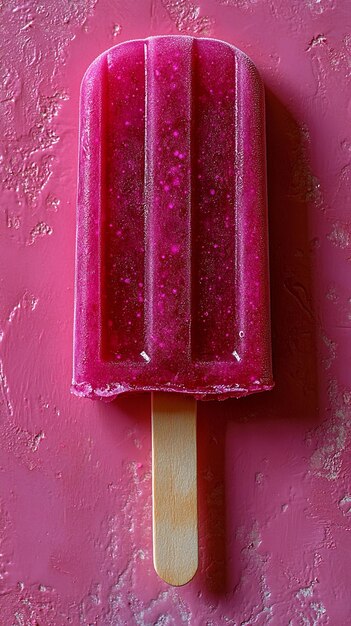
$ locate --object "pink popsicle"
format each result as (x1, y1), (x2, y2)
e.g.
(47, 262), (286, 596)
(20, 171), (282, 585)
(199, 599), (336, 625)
(72, 35), (273, 401)
(72, 36), (273, 585)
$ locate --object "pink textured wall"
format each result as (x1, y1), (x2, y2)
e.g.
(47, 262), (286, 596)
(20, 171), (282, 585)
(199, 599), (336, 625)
(1, 0), (350, 624)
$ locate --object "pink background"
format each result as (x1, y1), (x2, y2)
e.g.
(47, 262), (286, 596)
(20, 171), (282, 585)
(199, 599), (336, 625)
(1, 0), (350, 624)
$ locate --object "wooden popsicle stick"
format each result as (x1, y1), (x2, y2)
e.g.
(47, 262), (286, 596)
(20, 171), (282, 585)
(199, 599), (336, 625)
(152, 392), (198, 586)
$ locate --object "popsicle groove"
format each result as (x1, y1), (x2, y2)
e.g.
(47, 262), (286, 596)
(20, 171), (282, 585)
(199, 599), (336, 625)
(190, 40), (237, 362)
(102, 42), (146, 362)
(145, 37), (193, 367)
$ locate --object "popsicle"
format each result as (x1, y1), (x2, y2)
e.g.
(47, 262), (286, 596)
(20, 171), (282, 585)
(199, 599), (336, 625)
(72, 36), (273, 585)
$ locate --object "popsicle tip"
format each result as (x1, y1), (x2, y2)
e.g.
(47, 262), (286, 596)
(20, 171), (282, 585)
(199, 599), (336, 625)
(153, 554), (198, 587)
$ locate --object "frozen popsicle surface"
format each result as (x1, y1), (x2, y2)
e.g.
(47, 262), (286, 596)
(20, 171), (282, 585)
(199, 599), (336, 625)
(72, 36), (273, 400)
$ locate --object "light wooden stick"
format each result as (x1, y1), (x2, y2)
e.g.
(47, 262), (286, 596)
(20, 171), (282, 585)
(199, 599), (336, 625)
(152, 392), (198, 586)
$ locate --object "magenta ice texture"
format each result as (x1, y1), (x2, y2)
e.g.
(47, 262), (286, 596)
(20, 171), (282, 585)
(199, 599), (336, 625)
(72, 35), (273, 400)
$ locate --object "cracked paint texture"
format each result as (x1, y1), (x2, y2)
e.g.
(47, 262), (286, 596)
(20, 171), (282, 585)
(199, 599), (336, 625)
(0, 0), (350, 624)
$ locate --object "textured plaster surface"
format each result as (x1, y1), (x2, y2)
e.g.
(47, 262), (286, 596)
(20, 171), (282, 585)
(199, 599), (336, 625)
(0, 0), (350, 624)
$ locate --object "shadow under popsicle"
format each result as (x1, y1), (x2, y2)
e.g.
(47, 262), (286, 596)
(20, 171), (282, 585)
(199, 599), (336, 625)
(195, 87), (320, 598)
(265, 86), (320, 424)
